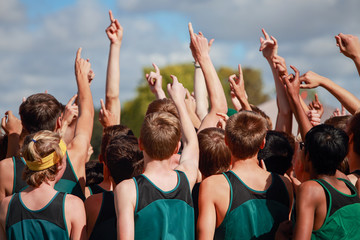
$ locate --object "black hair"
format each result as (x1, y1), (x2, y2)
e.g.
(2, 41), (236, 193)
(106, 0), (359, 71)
(305, 124), (348, 176)
(258, 131), (294, 175)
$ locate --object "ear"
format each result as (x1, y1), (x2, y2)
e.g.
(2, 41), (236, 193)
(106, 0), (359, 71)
(259, 138), (266, 150)
(173, 141), (181, 155)
(138, 138), (144, 151)
(55, 116), (62, 131)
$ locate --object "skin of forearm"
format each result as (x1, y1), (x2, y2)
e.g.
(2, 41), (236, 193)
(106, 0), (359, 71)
(321, 77), (360, 114)
(290, 95), (312, 140)
(197, 54), (227, 113)
(6, 134), (20, 158)
(194, 67), (209, 120)
(105, 44), (121, 105)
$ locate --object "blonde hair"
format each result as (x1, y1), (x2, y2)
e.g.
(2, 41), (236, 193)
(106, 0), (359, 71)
(22, 130), (64, 187)
(140, 111), (181, 160)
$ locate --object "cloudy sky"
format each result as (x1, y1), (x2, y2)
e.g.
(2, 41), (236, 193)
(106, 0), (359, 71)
(1, 0), (360, 115)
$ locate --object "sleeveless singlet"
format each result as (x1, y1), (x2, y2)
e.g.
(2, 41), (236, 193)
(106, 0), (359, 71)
(6, 192), (69, 240)
(89, 191), (116, 240)
(214, 171), (290, 240)
(88, 184), (107, 195)
(54, 152), (85, 201)
(311, 178), (360, 239)
(12, 156), (28, 193)
(133, 170), (195, 240)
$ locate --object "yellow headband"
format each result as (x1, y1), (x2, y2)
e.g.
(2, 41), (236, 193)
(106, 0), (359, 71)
(25, 139), (67, 171)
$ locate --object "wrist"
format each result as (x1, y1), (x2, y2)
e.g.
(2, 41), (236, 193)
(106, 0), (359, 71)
(193, 61), (201, 68)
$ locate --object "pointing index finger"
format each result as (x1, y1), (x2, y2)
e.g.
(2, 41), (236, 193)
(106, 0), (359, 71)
(76, 48), (82, 61)
(152, 63), (160, 74)
(109, 10), (115, 22)
(188, 22), (194, 38)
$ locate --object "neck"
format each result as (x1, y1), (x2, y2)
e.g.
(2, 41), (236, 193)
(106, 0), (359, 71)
(231, 155), (260, 170)
(143, 155), (173, 175)
(28, 180), (56, 192)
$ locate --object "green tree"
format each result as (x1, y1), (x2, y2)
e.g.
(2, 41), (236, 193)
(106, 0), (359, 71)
(120, 63), (269, 137)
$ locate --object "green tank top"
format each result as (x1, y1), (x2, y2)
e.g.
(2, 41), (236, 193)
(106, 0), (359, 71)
(133, 170), (194, 240)
(6, 192), (69, 240)
(311, 178), (360, 239)
(215, 171), (290, 240)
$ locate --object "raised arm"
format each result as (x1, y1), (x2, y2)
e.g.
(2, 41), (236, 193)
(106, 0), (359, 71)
(228, 64), (251, 111)
(335, 33), (360, 76)
(105, 10), (123, 124)
(300, 70), (360, 114)
(189, 23), (227, 131)
(167, 75), (199, 187)
(191, 38), (213, 120)
(60, 94), (78, 144)
(145, 63), (166, 99)
(68, 48), (94, 166)
(283, 66), (313, 140)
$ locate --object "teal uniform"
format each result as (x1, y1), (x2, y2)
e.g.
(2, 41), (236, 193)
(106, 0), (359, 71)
(214, 171), (290, 240)
(12, 156), (28, 193)
(89, 191), (116, 240)
(311, 178), (360, 239)
(133, 170), (195, 240)
(54, 152), (85, 201)
(6, 192), (69, 240)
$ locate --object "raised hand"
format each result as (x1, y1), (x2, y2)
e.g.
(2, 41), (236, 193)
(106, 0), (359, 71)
(145, 63), (165, 99)
(335, 33), (360, 60)
(190, 36), (214, 62)
(167, 75), (186, 104)
(299, 71), (326, 89)
(188, 23), (211, 61)
(105, 10), (123, 45)
(62, 94), (79, 126)
(184, 89), (196, 115)
(272, 55), (288, 77)
(307, 110), (321, 126)
(216, 112), (229, 130)
(259, 28), (278, 60)
(228, 64), (251, 110)
(308, 93), (324, 118)
(283, 65), (301, 99)
(332, 105), (347, 117)
(1, 111), (22, 136)
(88, 69), (95, 85)
(75, 48), (91, 81)
(99, 99), (117, 128)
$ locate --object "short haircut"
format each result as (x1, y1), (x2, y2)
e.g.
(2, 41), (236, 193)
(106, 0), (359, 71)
(225, 111), (267, 159)
(324, 115), (351, 131)
(140, 111), (181, 160)
(106, 135), (144, 185)
(100, 125), (134, 164)
(258, 131), (294, 175)
(22, 130), (63, 187)
(305, 124), (349, 176)
(19, 93), (63, 134)
(85, 160), (104, 186)
(250, 104), (273, 130)
(198, 128), (231, 178)
(347, 113), (360, 155)
(146, 98), (180, 119)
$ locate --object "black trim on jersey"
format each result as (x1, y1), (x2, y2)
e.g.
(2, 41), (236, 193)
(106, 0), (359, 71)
(134, 170), (193, 213)
(13, 156), (27, 193)
(6, 192), (67, 230)
(89, 184), (106, 195)
(224, 171), (289, 212)
(316, 178), (360, 217)
(350, 169), (360, 176)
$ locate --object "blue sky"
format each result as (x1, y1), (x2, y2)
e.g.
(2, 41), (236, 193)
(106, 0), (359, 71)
(1, 0), (360, 118)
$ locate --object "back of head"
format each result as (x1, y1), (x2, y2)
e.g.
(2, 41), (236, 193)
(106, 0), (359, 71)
(146, 98), (180, 119)
(347, 113), (360, 156)
(106, 135), (144, 185)
(198, 128), (231, 178)
(225, 111), (267, 159)
(101, 124), (134, 165)
(324, 115), (351, 131)
(258, 131), (294, 175)
(19, 93), (63, 134)
(305, 124), (349, 176)
(22, 130), (64, 187)
(250, 104), (272, 130)
(85, 160), (104, 186)
(140, 111), (181, 160)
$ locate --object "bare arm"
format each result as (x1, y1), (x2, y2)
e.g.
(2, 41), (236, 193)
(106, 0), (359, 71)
(114, 179), (136, 240)
(0, 196), (11, 239)
(300, 71), (360, 114)
(145, 63), (166, 99)
(65, 195), (87, 240)
(0, 158), (14, 202)
(189, 23), (227, 132)
(284, 66), (313, 140)
(105, 10), (122, 123)
(168, 75), (199, 188)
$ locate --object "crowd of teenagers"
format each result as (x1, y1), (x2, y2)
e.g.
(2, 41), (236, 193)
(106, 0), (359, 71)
(1, 10), (360, 240)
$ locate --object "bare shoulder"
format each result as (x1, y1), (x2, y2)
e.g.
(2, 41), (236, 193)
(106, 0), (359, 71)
(200, 174), (229, 197)
(114, 179), (136, 197)
(65, 194), (85, 215)
(0, 195), (13, 224)
(347, 173), (358, 186)
(0, 157), (14, 176)
(297, 180), (324, 202)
